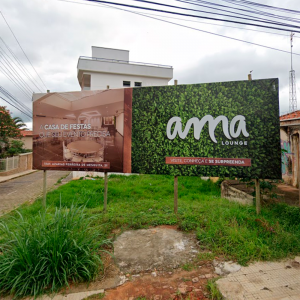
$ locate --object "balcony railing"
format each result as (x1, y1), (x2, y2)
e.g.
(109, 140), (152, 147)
(78, 56), (173, 69)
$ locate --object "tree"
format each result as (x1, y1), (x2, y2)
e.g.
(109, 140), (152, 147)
(0, 106), (24, 157)
(13, 116), (27, 130)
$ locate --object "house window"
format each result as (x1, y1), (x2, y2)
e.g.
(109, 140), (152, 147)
(123, 81), (131, 87)
(135, 82), (142, 87)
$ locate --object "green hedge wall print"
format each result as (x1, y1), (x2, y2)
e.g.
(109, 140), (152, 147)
(131, 79), (281, 179)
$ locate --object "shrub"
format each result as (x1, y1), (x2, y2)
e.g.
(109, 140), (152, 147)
(0, 205), (110, 299)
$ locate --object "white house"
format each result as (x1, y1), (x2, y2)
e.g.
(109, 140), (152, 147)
(73, 47), (173, 178)
(77, 46), (173, 90)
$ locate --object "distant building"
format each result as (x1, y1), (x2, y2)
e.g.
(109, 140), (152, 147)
(280, 111), (300, 186)
(74, 47), (173, 177)
(20, 130), (33, 150)
(77, 46), (173, 90)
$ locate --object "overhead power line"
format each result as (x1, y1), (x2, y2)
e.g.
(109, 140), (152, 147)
(178, 0), (300, 24)
(0, 63), (33, 100)
(0, 95), (32, 120)
(0, 86), (32, 115)
(79, 0), (300, 33)
(0, 37), (44, 92)
(72, 0), (300, 56)
(0, 11), (48, 90)
(222, 0), (300, 15)
(59, 0), (299, 39)
(0, 49), (34, 96)
(133, 0), (300, 26)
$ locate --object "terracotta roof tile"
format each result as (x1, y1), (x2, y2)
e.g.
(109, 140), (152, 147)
(20, 130), (33, 137)
(280, 111), (300, 121)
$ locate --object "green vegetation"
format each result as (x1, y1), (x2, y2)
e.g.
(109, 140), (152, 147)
(0, 205), (110, 299)
(0, 106), (29, 158)
(83, 292), (105, 299)
(181, 263), (196, 271)
(5, 140), (31, 157)
(207, 279), (223, 300)
(1, 174), (300, 298)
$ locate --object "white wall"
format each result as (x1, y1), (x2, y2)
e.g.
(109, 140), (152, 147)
(77, 58), (173, 88)
(22, 137), (33, 150)
(89, 72), (169, 90)
(92, 47), (129, 61)
(115, 112), (124, 136)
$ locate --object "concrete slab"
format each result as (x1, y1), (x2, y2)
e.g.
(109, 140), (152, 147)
(113, 226), (200, 274)
(217, 257), (300, 300)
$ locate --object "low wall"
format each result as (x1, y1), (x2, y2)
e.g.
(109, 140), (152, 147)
(0, 153), (32, 177)
(221, 180), (253, 205)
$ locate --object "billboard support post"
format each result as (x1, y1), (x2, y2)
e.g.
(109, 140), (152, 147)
(248, 74), (261, 215)
(174, 175), (178, 214)
(298, 139), (300, 207)
(173, 79), (178, 214)
(255, 179), (261, 214)
(104, 172), (108, 213)
(43, 170), (47, 208)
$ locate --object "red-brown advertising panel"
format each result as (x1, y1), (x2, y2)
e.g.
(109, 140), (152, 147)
(33, 89), (128, 172)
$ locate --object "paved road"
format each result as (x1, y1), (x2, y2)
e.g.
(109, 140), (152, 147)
(0, 170), (71, 215)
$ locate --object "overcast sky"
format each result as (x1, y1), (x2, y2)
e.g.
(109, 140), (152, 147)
(1, 0), (299, 129)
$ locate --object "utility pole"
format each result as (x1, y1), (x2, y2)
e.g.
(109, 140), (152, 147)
(289, 32), (297, 112)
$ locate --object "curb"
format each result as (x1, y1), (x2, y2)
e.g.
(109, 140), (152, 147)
(0, 170), (38, 183)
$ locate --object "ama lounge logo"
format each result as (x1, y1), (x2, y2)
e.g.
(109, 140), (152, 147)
(166, 115), (249, 145)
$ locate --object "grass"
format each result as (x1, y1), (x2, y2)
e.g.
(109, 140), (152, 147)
(207, 279), (223, 300)
(182, 263), (195, 271)
(83, 292), (105, 299)
(0, 205), (110, 299)
(1, 174), (300, 298)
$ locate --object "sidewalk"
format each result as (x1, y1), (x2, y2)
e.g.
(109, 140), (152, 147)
(0, 170), (71, 215)
(0, 169), (38, 183)
(217, 256), (300, 300)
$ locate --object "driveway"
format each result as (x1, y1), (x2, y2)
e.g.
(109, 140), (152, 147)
(0, 170), (71, 215)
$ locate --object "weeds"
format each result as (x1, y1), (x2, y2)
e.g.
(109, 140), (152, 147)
(182, 263), (194, 271)
(207, 279), (223, 300)
(1, 174), (300, 298)
(198, 252), (216, 261)
(0, 205), (111, 299)
(83, 293), (105, 299)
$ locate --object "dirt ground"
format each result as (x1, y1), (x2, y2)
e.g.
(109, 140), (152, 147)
(74, 182), (300, 300)
(62, 226), (219, 300)
(101, 266), (216, 300)
(105, 226), (218, 300)
(82, 182), (300, 300)
(77, 257), (217, 300)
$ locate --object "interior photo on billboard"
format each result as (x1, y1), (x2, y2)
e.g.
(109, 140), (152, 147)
(33, 89), (125, 172)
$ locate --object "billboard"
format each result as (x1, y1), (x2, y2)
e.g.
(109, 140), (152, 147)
(33, 78), (281, 179)
(33, 89), (126, 173)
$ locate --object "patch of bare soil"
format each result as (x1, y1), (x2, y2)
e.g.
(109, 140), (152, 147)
(102, 263), (217, 300)
(61, 226), (220, 300)
(95, 225), (219, 300)
(61, 251), (217, 300)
